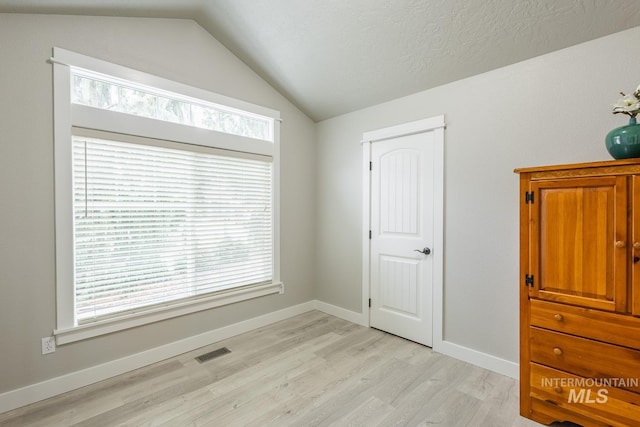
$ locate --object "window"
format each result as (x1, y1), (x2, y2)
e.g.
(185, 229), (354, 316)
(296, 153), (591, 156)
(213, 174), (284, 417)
(52, 48), (282, 344)
(71, 69), (273, 141)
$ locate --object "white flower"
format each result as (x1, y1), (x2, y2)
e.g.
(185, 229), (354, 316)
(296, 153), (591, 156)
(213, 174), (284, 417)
(613, 93), (640, 116)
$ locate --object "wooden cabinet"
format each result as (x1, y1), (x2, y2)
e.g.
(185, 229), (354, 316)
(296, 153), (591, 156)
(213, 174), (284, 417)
(516, 159), (640, 426)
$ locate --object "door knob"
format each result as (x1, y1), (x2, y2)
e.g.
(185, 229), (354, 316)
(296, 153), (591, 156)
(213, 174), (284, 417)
(414, 247), (431, 255)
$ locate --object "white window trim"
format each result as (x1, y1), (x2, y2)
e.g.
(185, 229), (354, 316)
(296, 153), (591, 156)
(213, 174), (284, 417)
(52, 47), (282, 344)
(55, 282), (283, 345)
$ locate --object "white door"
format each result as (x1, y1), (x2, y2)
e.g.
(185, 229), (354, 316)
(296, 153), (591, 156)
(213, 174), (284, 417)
(369, 130), (435, 346)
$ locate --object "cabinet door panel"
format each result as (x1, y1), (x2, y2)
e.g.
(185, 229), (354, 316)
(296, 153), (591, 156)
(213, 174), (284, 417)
(530, 177), (627, 312)
(632, 176), (640, 317)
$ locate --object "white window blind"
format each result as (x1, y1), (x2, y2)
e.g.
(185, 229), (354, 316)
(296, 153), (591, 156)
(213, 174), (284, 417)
(72, 135), (273, 322)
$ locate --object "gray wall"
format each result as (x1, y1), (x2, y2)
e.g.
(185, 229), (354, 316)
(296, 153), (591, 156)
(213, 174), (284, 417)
(0, 14), (316, 393)
(315, 26), (640, 362)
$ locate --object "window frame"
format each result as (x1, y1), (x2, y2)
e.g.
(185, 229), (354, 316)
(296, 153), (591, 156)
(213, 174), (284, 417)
(52, 48), (282, 344)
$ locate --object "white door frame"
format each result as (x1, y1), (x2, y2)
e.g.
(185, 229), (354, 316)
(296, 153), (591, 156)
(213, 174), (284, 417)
(362, 115), (445, 349)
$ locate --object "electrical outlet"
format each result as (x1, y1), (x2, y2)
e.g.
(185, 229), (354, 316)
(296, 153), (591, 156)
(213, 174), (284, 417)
(42, 336), (56, 355)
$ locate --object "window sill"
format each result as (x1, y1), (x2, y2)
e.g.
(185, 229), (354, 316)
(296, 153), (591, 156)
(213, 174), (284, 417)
(54, 281), (284, 345)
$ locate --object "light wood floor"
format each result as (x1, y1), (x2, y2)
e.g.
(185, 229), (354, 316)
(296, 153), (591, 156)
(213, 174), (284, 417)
(0, 311), (546, 426)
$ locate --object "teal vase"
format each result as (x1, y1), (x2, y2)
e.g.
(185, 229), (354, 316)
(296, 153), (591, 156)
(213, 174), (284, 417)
(605, 117), (640, 159)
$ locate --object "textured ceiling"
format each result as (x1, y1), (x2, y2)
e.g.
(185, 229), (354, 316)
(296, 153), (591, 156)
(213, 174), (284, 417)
(2, 0), (640, 121)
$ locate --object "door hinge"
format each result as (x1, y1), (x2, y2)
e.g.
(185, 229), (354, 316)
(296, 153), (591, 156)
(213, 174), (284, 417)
(369, 298), (371, 308)
(369, 230), (372, 239)
(369, 161), (372, 171)
(525, 274), (534, 287)
(525, 191), (534, 204)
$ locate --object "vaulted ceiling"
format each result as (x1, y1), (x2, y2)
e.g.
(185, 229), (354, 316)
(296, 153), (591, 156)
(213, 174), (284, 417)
(2, 0), (640, 121)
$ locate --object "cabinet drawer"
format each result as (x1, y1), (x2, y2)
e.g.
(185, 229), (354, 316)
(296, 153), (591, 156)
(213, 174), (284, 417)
(530, 327), (640, 394)
(531, 299), (640, 351)
(530, 363), (640, 427)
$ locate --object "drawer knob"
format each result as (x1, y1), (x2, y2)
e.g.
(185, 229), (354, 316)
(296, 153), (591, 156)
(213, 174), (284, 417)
(553, 347), (563, 356)
(634, 241), (640, 250)
(616, 240), (626, 248)
(554, 386), (563, 393)
(553, 314), (563, 322)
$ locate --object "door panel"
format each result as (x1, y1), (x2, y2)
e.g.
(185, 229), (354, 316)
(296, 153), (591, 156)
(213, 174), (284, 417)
(632, 176), (640, 316)
(379, 255), (419, 317)
(530, 177), (627, 312)
(370, 132), (433, 346)
(379, 149), (419, 234)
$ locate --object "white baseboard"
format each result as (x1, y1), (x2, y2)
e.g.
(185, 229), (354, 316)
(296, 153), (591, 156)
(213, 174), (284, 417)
(310, 303), (521, 380)
(434, 340), (519, 379)
(0, 299), (517, 414)
(312, 300), (367, 326)
(0, 301), (315, 414)
(311, 301), (518, 380)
